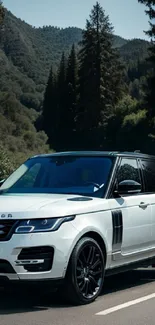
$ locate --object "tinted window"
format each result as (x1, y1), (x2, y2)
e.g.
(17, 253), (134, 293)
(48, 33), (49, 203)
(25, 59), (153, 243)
(1, 156), (115, 198)
(141, 159), (155, 193)
(117, 158), (141, 184)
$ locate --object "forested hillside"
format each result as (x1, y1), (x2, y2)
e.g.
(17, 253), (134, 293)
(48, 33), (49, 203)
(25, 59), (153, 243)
(0, 9), (150, 110)
(41, 2), (152, 153)
(0, 2), (153, 178)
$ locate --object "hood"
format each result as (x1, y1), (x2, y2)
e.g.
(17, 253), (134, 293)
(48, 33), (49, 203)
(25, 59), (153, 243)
(0, 193), (108, 219)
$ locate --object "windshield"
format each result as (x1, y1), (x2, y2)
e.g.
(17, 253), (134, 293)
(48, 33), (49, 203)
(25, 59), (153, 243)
(0, 155), (114, 198)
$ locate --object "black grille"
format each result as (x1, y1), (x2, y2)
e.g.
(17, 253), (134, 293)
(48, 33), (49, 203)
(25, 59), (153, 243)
(18, 246), (54, 260)
(0, 220), (17, 241)
(0, 259), (15, 273)
(18, 246), (54, 272)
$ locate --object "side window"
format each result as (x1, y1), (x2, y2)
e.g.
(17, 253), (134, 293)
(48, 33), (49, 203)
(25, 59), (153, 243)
(141, 160), (155, 193)
(117, 158), (141, 184)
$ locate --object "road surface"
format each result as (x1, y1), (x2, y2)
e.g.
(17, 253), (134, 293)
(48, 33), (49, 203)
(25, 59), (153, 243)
(1, 268), (155, 325)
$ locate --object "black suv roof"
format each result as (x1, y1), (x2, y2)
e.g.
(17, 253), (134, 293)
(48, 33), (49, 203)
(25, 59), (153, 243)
(32, 151), (155, 160)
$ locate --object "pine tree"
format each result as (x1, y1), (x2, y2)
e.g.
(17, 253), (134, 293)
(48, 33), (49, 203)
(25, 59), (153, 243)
(54, 49), (79, 150)
(138, 0), (155, 118)
(42, 66), (58, 142)
(77, 2), (124, 133)
(42, 53), (71, 150)
(66, 44), (78, 132)
(46, 52), (68, 150)
(57, 52), (67, 132)
(58, 52), (66, 90)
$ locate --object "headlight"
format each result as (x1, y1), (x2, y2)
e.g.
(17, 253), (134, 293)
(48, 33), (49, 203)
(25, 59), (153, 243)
(15, 216), (75, 234)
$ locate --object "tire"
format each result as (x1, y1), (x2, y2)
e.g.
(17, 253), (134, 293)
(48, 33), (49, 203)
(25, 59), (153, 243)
(63, 237), (105, 305)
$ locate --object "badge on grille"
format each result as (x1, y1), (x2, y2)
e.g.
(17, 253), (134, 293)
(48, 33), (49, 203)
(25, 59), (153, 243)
(0, 214), (12, 218)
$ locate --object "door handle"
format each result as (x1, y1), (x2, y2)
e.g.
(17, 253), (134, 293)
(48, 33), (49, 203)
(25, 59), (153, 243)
(139, 202), (149, 209)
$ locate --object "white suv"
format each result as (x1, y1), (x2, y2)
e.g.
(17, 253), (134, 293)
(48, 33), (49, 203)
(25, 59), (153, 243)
(0, 151), (155, 305)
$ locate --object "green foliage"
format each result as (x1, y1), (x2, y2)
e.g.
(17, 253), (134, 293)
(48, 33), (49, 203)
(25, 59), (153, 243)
(0, 1), (4, 26)
(0, 91), (50, 177)
(105, 88), (152, 154)
(0, 8), (150, 114)
(0, 144), (15, 180)
(0, 3), (155, 173)
(41, 2), (155, 153)
(122, 109), (147, 127)
(114, 95), (138, 116)
(138, 0), (155, 119)
(42, 3), (127, 151)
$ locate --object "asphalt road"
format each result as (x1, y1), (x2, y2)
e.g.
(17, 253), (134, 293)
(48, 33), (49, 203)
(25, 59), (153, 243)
(1, 268), (155, 325)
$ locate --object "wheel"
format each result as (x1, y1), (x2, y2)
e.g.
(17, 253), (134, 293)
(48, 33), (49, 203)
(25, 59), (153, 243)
(64, 237), (105, 305)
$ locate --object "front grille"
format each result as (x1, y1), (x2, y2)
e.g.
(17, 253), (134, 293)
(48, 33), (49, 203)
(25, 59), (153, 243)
(0, 220), (17, 241)
(18, 246), (54, 272)
(0, 259), (15, 273)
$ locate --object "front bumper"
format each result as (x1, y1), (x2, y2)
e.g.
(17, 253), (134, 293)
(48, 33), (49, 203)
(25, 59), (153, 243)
(0, 222), (78, 283)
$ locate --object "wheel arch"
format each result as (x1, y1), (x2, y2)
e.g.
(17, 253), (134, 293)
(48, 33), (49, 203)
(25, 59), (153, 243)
(62, 231), (107, 304)
(65, 230), (108, 278)
(80, 231), (107, 264)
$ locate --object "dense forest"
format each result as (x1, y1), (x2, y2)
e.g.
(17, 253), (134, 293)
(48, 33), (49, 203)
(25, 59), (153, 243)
(41, 1), (154, 153)
(0, 1), (154, 178)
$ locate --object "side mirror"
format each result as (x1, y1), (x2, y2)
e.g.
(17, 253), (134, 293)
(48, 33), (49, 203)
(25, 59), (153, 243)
(117, 180), (142, 195)
(0, 179), (5, 187)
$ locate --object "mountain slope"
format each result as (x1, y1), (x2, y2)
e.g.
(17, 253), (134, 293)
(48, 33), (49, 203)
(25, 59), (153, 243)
(0, 9), (151, 172)
(120, 38), (150, 61)
(1, 10), (149, 110)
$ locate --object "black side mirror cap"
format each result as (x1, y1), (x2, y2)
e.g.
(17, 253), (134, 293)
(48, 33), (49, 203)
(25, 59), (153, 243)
(117, 180), (142, 195)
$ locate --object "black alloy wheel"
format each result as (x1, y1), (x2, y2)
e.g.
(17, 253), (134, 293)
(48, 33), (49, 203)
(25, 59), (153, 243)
(64, 237), (105, 305)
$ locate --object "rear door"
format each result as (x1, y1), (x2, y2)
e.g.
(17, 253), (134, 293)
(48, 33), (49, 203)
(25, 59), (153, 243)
(140, 158), (155, 250)
(108, 157), (152, 262)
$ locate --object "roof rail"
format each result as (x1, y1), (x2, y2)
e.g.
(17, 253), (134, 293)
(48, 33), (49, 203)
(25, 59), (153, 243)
(134, 150), (141, 153)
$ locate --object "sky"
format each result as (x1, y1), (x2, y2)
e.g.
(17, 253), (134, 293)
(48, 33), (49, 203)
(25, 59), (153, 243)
(3, 0), (150, 40)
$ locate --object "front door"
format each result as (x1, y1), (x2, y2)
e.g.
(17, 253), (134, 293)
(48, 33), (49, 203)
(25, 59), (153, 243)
(108, 157), (152, 263)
